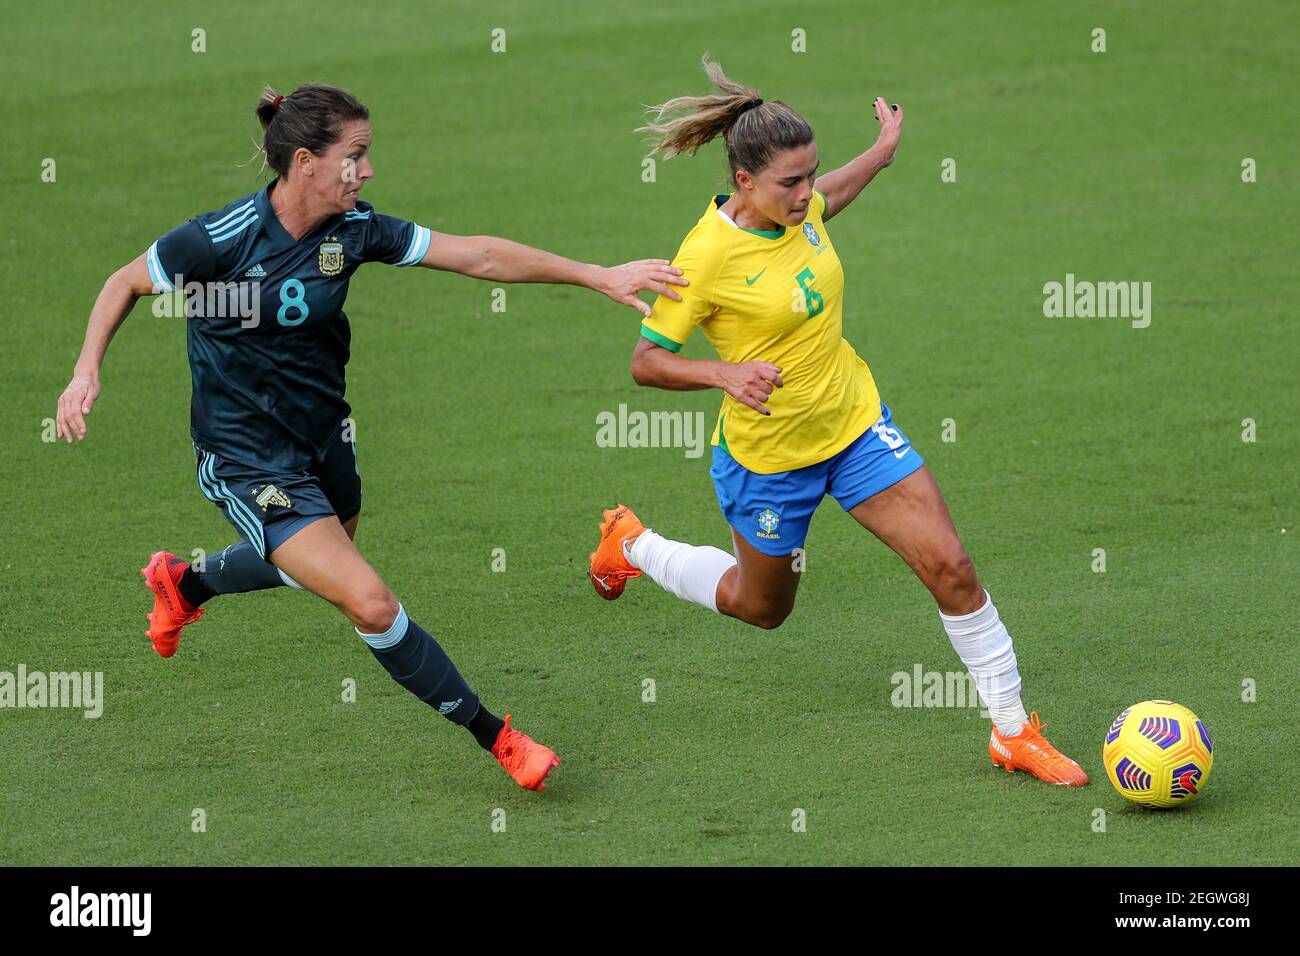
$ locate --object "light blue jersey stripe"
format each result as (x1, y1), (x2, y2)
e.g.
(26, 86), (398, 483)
(344, 210), (371, 220)
(397, 226), (421, 265)
(205, 199), (255, 231)
(197, 454), (259, 552)
(211, 460), (266, 558)
(146, 242), (175, 292)
(197, 454), (254, 544)
(356, 604), (409, 650)
(198, 453), (266, 557)
(208, 211), (259, 244)
(397, 225), (431, 266)
(206, 209), (258, 241)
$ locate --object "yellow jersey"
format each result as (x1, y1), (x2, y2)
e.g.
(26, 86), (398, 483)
(641, 190), (881, 474)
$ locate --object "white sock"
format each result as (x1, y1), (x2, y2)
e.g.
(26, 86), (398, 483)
(939, 590), (1028, 736)
(625, 529), (736, 613)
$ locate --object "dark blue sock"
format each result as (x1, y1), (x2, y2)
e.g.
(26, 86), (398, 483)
(359, 605), (481, 727)
(186, 542), (295, 605)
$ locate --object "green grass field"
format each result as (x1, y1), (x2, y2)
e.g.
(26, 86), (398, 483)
(1, 0), (1296, 866)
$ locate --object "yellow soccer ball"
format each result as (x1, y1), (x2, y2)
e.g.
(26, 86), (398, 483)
(1102, 700), (1213, 808)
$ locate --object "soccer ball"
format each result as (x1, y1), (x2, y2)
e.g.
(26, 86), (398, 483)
(1102, 700), (1213, 808)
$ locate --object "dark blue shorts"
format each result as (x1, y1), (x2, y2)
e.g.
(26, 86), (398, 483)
(193, 420), (361, 559)
(710, 402), (924, 556)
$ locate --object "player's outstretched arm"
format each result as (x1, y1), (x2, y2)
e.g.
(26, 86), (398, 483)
(630, 337), (784, 417)
(416, 233), (688, 318)
(814, 97), (904, 222)
(56, 255), (157, 444)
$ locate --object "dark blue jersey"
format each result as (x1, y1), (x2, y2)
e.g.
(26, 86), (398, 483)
(146, 182), (431, 472)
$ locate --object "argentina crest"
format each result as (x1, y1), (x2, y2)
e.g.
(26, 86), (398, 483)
(252, 483), (292, 511)
(318, 235), (345, 276)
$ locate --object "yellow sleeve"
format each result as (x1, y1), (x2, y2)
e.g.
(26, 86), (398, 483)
(640, 229), (717, 353)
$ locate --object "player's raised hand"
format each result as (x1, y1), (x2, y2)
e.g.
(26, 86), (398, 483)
(717, 361), (784, 416)
(872, 96), (904, 167)
(56, 368), (100, 443)
(597, 259), (689, 318)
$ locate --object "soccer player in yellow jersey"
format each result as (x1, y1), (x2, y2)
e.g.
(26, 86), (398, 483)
(589, 58), (1088, 787)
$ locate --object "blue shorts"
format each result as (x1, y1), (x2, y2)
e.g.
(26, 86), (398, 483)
(710, 402), (924, 556)
(193, 420), (361, 559)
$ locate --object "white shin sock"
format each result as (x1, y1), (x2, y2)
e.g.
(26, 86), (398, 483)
(625, 529), (736, 613)
(939, 590), (1029, 736)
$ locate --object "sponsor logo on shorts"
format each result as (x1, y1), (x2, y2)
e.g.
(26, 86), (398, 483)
(757, 508), (781, 539)
(252, 484), (292, 511)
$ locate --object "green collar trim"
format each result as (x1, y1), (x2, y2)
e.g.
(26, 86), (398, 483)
(715, 194), (785, 239)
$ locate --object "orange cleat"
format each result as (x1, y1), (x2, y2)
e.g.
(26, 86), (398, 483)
(491, 715), (560, 792)
(588, 504), (644, 600)
(989, 711), (1089, 786)
(140, 550), (204, 658)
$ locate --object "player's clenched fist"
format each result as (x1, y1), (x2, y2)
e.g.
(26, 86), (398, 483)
(717, 361), (784, 416)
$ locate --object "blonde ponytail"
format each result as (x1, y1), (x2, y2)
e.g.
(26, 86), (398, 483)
(637, 56), (762, 159)
(636, 55), (815, 180)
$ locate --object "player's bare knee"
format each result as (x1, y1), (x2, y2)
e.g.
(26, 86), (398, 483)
(346, 587), (400, 634)
(929, 547), (979, 601)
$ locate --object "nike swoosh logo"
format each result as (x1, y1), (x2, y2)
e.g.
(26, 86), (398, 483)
(745, 268), (767, 286)
(592, 574), (613, 591)
(893, 447), (911, 460)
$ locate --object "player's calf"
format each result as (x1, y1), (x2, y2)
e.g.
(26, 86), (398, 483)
(716, 583), (794, 630)
(353, 600), (560, 791)
(265, 518), (560, 792)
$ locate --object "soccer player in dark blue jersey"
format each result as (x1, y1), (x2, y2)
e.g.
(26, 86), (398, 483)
(55, 84), (688, 792)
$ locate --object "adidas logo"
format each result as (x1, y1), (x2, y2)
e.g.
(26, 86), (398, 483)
(437, 698), (464, 716)
(244, 263), (267, 278)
